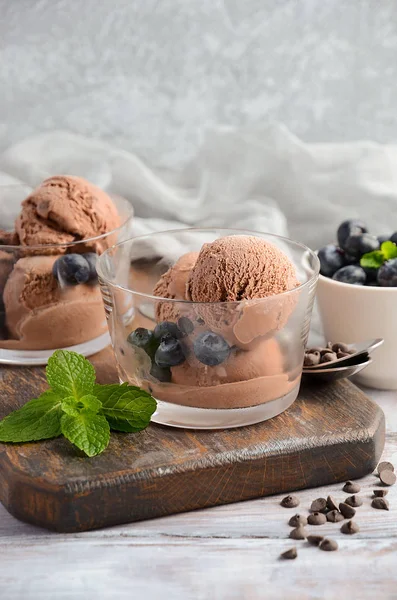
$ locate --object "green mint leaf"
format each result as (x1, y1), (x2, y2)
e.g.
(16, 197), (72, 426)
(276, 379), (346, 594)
(381, 241), (397, 260)
(61, 394), (102, 417)
(46, 350), (95, 400)
(106, 418), (141, 433)
(360, 250), (385, 269)
(93, 382), (129, 405)
(61, 413), (110, 457)
(98, 386), (157, 432)
(0, 391), (62, 443)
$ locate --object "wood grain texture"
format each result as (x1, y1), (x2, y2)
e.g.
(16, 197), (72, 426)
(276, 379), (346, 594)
(0, 349), (385, 533)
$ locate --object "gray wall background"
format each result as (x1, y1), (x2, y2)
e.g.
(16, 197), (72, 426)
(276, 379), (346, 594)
(1, 0), (397, 168)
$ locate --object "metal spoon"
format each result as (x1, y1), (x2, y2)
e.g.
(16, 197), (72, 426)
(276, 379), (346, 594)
(302, 357), (373, 383)
(304, 338), (383, 370)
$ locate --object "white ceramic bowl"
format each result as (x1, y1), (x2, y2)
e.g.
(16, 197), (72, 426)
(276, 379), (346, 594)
(316, 274), (397, 390)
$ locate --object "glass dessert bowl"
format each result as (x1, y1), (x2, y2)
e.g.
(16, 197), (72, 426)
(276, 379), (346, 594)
(97, 229), (319, 429)
(0, 177), (133, 365)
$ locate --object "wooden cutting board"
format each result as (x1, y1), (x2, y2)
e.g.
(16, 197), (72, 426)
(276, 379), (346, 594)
(0, 348), (385, 533)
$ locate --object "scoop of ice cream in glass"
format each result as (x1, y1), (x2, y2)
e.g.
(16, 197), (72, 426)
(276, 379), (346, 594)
(97, 229), (319, 429)
(0, 176), (133, 364)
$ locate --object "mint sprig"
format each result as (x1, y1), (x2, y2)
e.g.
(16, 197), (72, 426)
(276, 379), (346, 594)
(0, 350), (157, 457)
(361, 241), (397, 269)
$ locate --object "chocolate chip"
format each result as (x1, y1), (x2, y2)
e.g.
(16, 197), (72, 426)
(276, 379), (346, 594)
(339, 502), (356, 519)
(289, 526), (307, 540)
(288, 514), (308, 528)
(319, 539), (338, 552)
(379, 470), (396, 486)
(373, 489), (388, 498)
(372, 498), (389, 510)
(377, 461), (394, 474)
(331, 342), (350, 353)
(343, 481), (361, 494)
(307, 535), (324, 546)
(310, 498), (328, 513)
(341, 520), (360, 535)
(327, 510), (344, 523)
(304, 352), (321, 366)
(336, 351), (350, 358)
(345, 495), (363, 508)
(280, 547), (297, 560)
(307, 512), (326, 525)
(320, 352), (337, 363)
(326, 496), (339, 511)
(307, 346), (324, 354)
(281, 495), (300, 508)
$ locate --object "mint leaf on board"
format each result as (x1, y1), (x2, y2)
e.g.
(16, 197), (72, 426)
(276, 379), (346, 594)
(61, 413), (110, 457)
(97, 386), (157, 432)
(381, 241), (397, 260)
(0, 391), (62, 443)
(46, 350), (95, 400)
(360, 250), (385, 269)
(61, 394), (102, 417)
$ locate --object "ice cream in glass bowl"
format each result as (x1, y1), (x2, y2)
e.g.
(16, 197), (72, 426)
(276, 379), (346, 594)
(0, 176), (133, 364)
(97, 229), (319, 429)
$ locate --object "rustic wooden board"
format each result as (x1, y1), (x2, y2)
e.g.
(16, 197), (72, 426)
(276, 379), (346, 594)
(0, 348), (385, 533)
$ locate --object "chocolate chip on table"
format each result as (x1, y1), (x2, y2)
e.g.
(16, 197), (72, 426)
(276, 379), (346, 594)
(339, 502), (356, 519)
(326, 496), (339, 511)
(379, 470), (396, 486)
(304, 352), (321, 366)
(345, 495), (363, 508)
(307, 535), (324, 547)
(373, 489), (389, 498)
(288, 514), (308, 528)
(310, 498), (328, 513)
(343, 481), (361, 494)
(371, 498), (389, 510)
(377, 461), (394, 475)
(341, 520), (360, 535)
(280, 547), (298, 560)
(319, 539), (338, 552)
(289, 526), (307, 540)
(308, 512), (327, 526)
(327, 510), (344, 523)
(281, 495), (300, 508)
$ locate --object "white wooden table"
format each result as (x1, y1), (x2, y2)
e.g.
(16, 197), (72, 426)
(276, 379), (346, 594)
(1, 386), (396, 600)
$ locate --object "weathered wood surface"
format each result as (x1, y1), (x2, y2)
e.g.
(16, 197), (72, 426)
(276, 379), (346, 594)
(0, 349), (385, 533)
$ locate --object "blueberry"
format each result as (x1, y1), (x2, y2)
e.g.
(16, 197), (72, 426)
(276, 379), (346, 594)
(127, 328), (156, 357)
(378, 234), (391, 245)
(363, 266), (378, 283)
(154, 321), (183, 340)
(150, 363), (172, 383)
(332, 265), (366, 285)
(377, 258), (397, 287)
(343, 234), (379, 259)
(318, 244), (345, 278)
(337, 220), (368, 251)
(53, 254), (90, 285)
(83, 252), (98, 283)
(177, 316), (194, 336)
(193, 331), (231, 366)
(390, 232), (397, 244)
(154, 334), (185, 367)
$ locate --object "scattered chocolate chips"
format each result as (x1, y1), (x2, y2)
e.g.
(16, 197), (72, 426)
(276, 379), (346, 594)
(339, 502), (356, 519)
(341, 520), (360, 535)
(289, 526), (307, 540)
(310, 498), (328, 513)
(371, 497), (389, 511)
(326, 496), (339, 511)
(373, 489), (388, 498)
(379, 470), (396, 486)
(377, 461), (394, 475)
(281, 495), (300, 508)
(288, 514), (308, 528)
(345, 495), (363, 508)
(327, 509), (344, 523)
(308, 512), (327, 526)
(307, 535), (324, 546)
(280, 547), (297, 560)
(319, 539), (338, 552)
(343, 481), (361, 494)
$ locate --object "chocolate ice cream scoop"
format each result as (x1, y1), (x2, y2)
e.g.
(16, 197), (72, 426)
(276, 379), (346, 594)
(153, 252), (198, 322)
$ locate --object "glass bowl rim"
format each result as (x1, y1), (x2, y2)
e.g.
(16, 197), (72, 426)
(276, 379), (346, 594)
(0, 184), (134, 251)
(96, 227), (320, 305)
